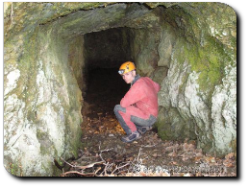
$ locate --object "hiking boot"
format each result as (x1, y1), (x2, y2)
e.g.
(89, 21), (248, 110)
(121, 131), (141, 143)
(137, 125), (152, 135)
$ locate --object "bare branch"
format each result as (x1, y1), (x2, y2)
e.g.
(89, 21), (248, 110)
(61, 170), (95, 177)
(112, 162), (131, 174)
(61, 157), (104, 170)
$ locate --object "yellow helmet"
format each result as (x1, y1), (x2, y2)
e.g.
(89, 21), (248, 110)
(118, 61), (136, 75)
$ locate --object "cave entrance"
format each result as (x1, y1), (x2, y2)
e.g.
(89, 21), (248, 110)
(81, 28), (131, 135)
(82, 68), (129, 119)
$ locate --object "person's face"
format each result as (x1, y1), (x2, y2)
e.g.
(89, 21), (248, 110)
(122, 71), (136, 84)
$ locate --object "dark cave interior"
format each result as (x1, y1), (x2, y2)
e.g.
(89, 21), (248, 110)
(82, 28), (132, 119)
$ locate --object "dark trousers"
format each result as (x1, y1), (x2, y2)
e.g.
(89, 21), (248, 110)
(113, 104), (157, 135)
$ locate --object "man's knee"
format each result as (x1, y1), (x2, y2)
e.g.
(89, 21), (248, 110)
(113, 104), (120, 113)
(113, 104), (126, 114)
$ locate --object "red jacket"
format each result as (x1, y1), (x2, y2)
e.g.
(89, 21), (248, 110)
(120, 77), (160, 117)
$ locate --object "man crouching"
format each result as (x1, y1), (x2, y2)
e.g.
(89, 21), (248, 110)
(114, 61), (160, 143)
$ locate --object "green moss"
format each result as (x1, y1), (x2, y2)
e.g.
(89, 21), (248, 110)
(5, 161), (23, 177)
(39, 163), (53, 176)
(36, 130), (50, 155)
(26, 110), (37, 122)
(16, 30), (40, 98)
(195, 44), (225, 98)
(229, 139), (237, 154)
(155, 121), (169, 140)
(36, 128), (46, 138)
(197, 70), (221, 93)
(39, 145), (49, 156)
(52, 164), (62, 177)
(201, 141), (214, 154)
(165, 2), (235, 106)
(174, 33), (226, 104)
(155, 109), (171, 141)
(10, 163), (22, 176)
(69, 121), (83, 158)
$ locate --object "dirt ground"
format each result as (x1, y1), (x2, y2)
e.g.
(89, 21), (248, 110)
(60, 68), (237, 177)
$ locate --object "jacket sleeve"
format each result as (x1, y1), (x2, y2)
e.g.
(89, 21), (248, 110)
(153, 81), (160, 93)
(120, 81), (146, 108)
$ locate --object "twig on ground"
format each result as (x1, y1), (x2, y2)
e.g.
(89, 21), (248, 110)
(112, 162), (131, 175)
(61, 157), (104, 170)
(61, 170), (95, 177)
(104, 162), (109, 175)
(61, 158), (78, 168)
(139, 143), (159, 148)
(136, 147), (142, 163)
(98, 141), (113, 162)
(95, 167), (102, 174)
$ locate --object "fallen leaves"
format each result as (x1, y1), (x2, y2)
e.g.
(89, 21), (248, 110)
(223, 152), (236, 167)
(82, 112), (126, 136)
(77, 94), (236, 177)
(203, 156), (216, 163)
(64, 127), (237, 177)
(125, 171), (170, 177)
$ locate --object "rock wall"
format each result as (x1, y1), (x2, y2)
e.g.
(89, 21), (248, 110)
(129, 28), (161, 76)
(68, 36), (85, 91)
(154, 3), (237, 157)
(4, 3), (83, 176)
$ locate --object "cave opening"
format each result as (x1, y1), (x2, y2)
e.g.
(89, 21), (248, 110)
(81, 28), (133, 134)
(82, 68), (129, 119)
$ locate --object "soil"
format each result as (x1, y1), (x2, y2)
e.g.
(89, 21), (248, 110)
(60, 68), (237, 177)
